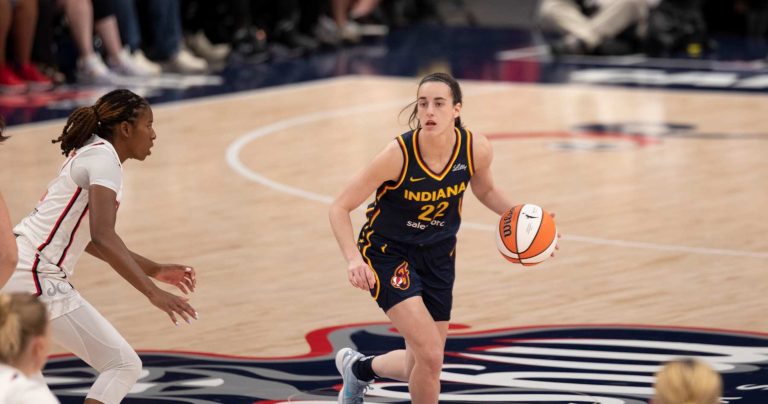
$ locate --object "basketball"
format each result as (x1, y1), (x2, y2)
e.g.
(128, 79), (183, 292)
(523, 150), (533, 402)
(496, 204), (557, 266)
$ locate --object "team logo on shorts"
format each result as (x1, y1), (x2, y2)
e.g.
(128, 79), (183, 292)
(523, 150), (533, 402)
(390, 261), (410, 290)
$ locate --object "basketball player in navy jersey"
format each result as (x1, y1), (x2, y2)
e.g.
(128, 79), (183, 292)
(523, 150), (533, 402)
(330, 73), (556, 403)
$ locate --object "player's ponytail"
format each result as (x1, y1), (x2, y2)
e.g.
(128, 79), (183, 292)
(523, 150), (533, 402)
(403, 72), (464, 130)
(53, 89), (149, 156)
(0, 293), (48, 364)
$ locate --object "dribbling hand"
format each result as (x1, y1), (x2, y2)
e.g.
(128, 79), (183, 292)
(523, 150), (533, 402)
(347, 258), (376, 291)
(148, 288), (198, 326)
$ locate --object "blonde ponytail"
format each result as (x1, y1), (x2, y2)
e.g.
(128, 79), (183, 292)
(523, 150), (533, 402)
(0, 293), (48, 364)
(0, 294), (22, 362)
(653, 358), (722, 404)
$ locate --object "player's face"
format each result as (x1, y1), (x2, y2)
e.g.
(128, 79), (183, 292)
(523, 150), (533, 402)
(416, 81), (461, 135)
(127, 106), (156, 161)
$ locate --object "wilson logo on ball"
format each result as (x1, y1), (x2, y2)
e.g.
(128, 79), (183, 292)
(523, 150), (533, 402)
(496, 204), (557, 266)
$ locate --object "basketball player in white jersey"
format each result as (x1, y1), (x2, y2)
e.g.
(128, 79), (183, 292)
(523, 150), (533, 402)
(0, 115), (18, 287)
(0, 293), (59, 403)
(1, 89), (198, 404)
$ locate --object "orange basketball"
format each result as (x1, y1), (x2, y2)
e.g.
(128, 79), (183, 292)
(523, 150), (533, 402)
(496, 204), (557, 266)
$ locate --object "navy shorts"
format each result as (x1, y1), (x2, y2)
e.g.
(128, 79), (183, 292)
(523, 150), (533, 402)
(359, 233), (456, 321)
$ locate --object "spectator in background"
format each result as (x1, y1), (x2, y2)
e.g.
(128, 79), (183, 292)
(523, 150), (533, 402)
(0, 293), (59, 403)
(182, 0), (269, 64)
(133, 0), (208, 74)
(111, 0), (162, 75)
(253, 0), (321, 57)
(31, 0), (66, 85)
(0, 0), (53, 92)
(61, 0), (155, 84)
(538, 0), (658, 55)
(652, 358), (722, 404)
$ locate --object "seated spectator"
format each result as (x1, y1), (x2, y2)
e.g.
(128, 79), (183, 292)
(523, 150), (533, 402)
(652, 358), (722, 404)
(111, 0), (163, 75)
(135, 0), (207, 74)
(182, 0), (268, 65)
(0, 293), (59, 403)
(60, 0), (155, 85)
(0, 0), (52, 92)
(538, 0), (658, 55)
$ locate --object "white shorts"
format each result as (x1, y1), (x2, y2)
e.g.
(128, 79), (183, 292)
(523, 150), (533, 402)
(3, 236), (83, 319)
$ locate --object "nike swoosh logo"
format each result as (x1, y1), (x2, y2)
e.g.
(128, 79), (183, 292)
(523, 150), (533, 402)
(410, 176), (426, 182)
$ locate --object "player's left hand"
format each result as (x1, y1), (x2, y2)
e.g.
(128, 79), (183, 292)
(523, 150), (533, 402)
(154, 264), (196, 294)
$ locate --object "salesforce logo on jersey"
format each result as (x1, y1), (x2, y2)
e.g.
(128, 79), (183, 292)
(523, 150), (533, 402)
(44, 324), (768, 403)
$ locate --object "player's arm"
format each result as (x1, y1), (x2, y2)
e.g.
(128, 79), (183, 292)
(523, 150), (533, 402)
(86, 243), (196, 294)
(329, 140), (403, 291)
(469, 133), (515, 216)
(87, 242), (156, 274)
(87, 185), (197, 324)
(0, 192), (17, 288)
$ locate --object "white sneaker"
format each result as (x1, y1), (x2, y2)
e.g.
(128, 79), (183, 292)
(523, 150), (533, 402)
(341, 21), (362, 44)
(108, 48), (154, 77)
(185, 31), (230, 62)
(131, 50), (161, 76)
(356, 22), (389, 37)
(314, 16), (342, 47)
(162, 48), (208, 74)
(76, 53), (116, 85)
(335, 348), (371, 404)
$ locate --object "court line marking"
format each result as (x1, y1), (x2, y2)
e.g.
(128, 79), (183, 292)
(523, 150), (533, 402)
(225, 85), (768, 260)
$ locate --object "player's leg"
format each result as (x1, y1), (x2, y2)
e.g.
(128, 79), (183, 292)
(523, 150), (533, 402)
(49, 299), (141, 404)
(337, 235), (422, 402)
(371, 319), (448, 382)
(379, 296), (443, 403)
(376, 234), (456, 396)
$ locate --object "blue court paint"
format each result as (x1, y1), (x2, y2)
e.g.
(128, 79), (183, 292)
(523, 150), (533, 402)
(45, 323), (768, 403)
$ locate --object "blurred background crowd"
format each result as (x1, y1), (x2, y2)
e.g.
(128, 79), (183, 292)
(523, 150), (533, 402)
(0, 0), (767, 92)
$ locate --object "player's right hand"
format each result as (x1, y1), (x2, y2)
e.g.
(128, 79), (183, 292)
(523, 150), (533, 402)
(148, 288), (198, 325)
(347, 258), (376, 291)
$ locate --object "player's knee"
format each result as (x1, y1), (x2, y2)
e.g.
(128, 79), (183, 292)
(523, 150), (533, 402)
(417, 347), (444, 375)
(121, 349), (143, 383)
(100, 346), (142, 384)
(403, 360), (416, 380)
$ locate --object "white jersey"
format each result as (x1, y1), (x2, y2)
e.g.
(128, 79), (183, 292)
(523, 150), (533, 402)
(0, 364), (60, 403)
(3, 136), (122, 317)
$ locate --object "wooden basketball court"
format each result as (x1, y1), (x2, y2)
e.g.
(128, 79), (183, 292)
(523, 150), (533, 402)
(2, 75), (767, 360)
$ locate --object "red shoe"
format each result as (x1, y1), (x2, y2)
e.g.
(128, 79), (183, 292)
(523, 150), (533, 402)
(16, 63), (53, 90)
(0, 65), (27, 93)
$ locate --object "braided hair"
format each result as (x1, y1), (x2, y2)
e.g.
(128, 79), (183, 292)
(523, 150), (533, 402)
(402, 72), (464, 130)
(52, 89), (149, 156)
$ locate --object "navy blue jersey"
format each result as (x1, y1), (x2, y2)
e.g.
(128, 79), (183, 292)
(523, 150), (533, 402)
(360, 127), (475, 246)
